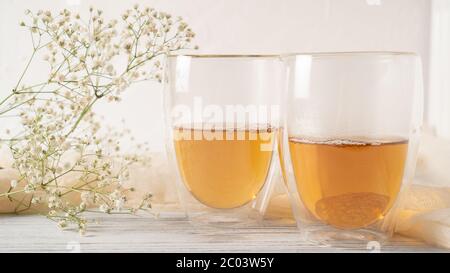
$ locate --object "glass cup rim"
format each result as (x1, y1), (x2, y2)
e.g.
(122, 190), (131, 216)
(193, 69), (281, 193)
(281, 51), (418, 58)
(168, 51), (417, 59)
(167, 53), (281, 59)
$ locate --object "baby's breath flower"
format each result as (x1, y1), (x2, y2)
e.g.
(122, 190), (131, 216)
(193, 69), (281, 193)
(58, 220), (67, 229)
(1, 4), (195, 234)
(24, 184), (35, 194)
(99, 204), (110, 213)
(10, 180), (18, 188)
(56, 74), (66, 82)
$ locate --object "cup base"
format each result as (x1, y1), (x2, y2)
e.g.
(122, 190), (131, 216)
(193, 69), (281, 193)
(186, 206), (264, 228)
(300, 223), (389, 251)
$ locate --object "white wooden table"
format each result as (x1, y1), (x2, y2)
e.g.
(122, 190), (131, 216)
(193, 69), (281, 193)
(0, 213), (446, 253)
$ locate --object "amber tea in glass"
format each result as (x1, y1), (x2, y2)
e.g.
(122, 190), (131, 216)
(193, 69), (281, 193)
(281, 52), (423, 242)
(164, 55), (284, 224)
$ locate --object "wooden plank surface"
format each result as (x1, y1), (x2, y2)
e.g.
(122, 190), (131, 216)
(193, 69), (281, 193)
(0, 213), (446, 253)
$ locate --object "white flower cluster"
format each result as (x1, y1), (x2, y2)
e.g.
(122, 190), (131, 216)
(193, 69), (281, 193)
(0, 5), (196, 234)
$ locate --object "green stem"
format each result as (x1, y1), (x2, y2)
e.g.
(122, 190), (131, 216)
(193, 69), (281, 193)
(65, 97), (99, 137)
(0, 93), (14, 108)
(14, 49), (37, 93)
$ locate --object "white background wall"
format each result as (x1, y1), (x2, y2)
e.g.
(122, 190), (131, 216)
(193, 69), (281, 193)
(0, 0), (431, 151)
(428, 0), (450, 138)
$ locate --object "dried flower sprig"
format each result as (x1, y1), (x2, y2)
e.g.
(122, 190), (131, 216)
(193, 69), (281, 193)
(0, 5), (196, 234)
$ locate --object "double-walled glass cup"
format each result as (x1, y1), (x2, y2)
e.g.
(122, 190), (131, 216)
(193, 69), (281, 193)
(281, 52), (423, 243)
(163, 55), (284, 225)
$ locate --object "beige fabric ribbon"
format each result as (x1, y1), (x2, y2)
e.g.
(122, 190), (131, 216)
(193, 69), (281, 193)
(396, 131), (450, 249)
(395, 185), (450, 249)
